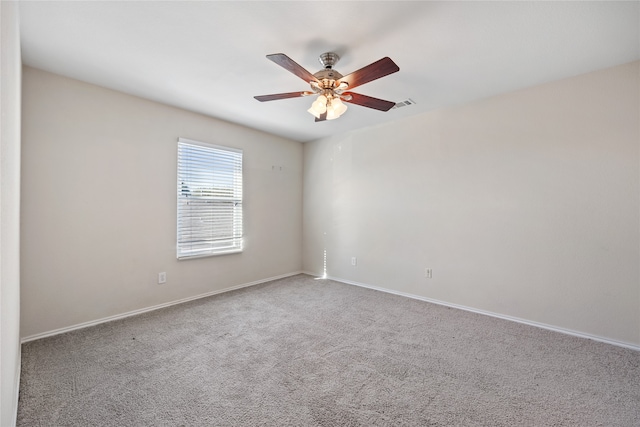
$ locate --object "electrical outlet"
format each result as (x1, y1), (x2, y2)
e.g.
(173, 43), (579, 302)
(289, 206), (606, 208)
(425, 268), (433, 279)
(351, 257), (357, 266)
(158, 272), (167, 284)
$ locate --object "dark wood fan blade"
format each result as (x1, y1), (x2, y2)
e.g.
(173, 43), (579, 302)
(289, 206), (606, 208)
(254, 92), (309, 102)
(343, 92), (396, 112)
(339, 57), (399, 90)
(315, 112), (327, 122)
(266, 53), (319, 83)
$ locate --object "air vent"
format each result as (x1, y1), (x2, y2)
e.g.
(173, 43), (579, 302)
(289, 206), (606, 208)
(392, 98), (416, 109)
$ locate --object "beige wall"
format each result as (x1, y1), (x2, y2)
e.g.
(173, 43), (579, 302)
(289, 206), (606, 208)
(303, 61), (640, 347)
(1, 2), (22, 426)
(21, 67), (303, 338)
(18, 58), (640, 349)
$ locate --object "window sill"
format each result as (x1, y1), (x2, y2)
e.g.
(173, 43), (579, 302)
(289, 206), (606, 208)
(177, 248), (243, 260)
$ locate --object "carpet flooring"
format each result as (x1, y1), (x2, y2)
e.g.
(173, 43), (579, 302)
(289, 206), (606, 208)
(18, 274), (640, 426)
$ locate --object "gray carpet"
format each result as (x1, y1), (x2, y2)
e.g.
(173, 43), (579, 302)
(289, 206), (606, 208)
(18, 274), (640, 426)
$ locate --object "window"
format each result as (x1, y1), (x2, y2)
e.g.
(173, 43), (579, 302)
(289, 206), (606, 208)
(177, 138), (243, 259)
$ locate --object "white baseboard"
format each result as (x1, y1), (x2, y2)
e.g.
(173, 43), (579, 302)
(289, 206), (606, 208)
(23, 270), (639, 352)
(311, 273), (640, 352)
(21, 271), (304, 343)
(10, 345), (21, 427)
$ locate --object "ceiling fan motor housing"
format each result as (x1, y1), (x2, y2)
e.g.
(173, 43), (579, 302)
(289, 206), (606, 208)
(313, 52), (345, 92)
(313, 71), (344, 89)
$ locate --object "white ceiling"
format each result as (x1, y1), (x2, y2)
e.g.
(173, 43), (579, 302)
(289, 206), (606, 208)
(19, 1), (640, 143)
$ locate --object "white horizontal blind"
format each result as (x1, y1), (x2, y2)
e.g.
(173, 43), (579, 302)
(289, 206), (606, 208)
(177, 138), (243, 259)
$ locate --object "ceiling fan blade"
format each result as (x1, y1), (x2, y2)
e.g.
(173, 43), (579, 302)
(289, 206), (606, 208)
(266, 53), (319, 83)
(339, 57), (399, 90)
(342, 92), (396, 112)
(254, 91), (310, 102)
(315, 112), (327, 122)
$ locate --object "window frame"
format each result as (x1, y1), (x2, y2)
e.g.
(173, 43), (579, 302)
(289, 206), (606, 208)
(176, 137), (243, 260)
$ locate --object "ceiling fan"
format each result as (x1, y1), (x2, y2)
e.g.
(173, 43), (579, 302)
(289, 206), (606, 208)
(254, 52), (400, 122)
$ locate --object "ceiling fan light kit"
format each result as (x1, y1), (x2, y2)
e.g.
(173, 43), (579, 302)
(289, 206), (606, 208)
(254, 51), (400, 122)
(307, 94), (348, 120)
